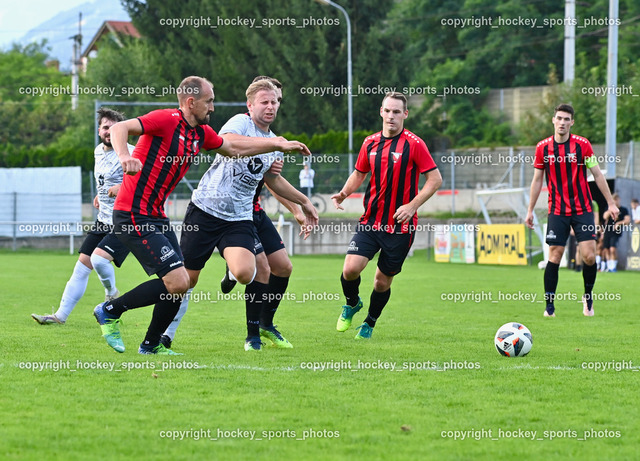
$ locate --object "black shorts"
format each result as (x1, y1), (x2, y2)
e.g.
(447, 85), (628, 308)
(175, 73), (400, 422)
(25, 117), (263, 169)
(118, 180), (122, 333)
(253, 209), (285, 256)
(112, 210), (183, 278)
(78, 220), (129, 267)
(546, 213), (597, 246)
(180, 202), (259, 271)
(602, 232), (621, 249)
(347, 224), (415, 277)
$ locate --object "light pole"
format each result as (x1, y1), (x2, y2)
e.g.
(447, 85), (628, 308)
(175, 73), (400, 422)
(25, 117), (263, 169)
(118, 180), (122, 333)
(315, 0), (353, 172)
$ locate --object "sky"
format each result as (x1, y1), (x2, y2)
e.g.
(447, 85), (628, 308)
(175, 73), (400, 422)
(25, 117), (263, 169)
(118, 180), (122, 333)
(0, 0), (91, 48)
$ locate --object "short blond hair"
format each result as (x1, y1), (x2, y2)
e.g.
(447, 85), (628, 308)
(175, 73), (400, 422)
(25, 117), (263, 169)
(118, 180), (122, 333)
(246, 80), (277, 103)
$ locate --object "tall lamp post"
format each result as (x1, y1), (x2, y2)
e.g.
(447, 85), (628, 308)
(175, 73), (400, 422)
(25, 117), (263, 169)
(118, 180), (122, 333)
(315, 0), (353, 172)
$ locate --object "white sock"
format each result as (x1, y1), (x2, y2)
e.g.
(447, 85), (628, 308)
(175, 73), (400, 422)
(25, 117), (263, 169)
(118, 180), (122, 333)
(163, 288), (192, 340)
(607, 260), (615, 271)
(55, 261), (92, 322)
(612, 260), (618, 270)
(596, 255), (601, 265)
(228, 270), (237, 282)
(90, 253), (118, 296)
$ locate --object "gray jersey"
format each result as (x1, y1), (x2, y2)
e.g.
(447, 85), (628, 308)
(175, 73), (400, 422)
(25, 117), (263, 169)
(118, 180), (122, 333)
(94, 143), (134, 225)
(191, 114), (282, 221)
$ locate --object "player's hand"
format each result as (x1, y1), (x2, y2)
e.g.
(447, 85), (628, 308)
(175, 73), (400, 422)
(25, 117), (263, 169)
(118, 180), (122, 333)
(525, 211), (535, 229)
(275, 137), (311, 156)
(120, 154), (143, 175)
(299, 201), (319, 240)
(607, 204), (619, 223)
(268, 159), (284, 176)
(93, 195), (99, 209)
(107, 184), (121, 197)
(331, 191), (347, 210)
(393, 204), (417, 224)
(293, 209), (306, 227)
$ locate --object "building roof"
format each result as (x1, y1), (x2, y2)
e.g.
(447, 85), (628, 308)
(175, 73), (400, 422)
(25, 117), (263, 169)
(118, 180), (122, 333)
(82, 20), (140, 58)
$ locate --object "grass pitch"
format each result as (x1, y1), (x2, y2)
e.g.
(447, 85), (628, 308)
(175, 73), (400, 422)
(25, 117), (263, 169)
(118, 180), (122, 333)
(1, 249), (639, 460)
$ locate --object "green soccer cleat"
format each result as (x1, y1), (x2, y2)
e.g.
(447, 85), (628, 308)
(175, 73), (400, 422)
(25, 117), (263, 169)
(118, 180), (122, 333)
(260, 325), (293, 348)
(138, 343), (183, 355)
(336, 297), (363, 332)
(354, 323), (374, 340)
(93, 303), (125, 353)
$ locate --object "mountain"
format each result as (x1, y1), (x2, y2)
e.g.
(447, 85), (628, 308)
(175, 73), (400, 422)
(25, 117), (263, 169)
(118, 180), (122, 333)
(18, 0), (130, 70)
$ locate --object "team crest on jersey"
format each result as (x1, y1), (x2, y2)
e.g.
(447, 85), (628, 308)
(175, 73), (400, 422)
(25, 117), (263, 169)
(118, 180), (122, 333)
(546, 230), (556, 240)
(567, 152), (576, 161)
(160, 245), (176, 262)
(392, 152), (402, 162)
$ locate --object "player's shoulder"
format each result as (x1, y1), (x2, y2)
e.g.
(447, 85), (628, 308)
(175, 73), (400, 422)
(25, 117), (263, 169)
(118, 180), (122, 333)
(363, 131), (382, 144)
(570, 133), (591, 145)
(401, 129), (426, 146)
(536, 136), (554, 148)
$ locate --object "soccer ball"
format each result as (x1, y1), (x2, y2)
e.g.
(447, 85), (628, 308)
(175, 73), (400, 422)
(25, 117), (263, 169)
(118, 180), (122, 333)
(494, 322), (533, 357)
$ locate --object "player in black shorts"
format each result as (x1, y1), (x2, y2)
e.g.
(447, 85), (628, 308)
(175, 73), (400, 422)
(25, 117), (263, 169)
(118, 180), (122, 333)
(331, 92), (442, 340)
(601, 193), (630, 272)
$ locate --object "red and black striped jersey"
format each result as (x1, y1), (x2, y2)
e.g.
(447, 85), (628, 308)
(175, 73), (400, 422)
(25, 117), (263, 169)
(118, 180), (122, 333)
(115, 109), (223, 218)
(534, 134), (596, 216)
(355, 129), (437, 234)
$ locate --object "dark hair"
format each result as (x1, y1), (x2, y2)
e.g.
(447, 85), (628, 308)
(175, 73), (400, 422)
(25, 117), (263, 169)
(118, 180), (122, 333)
(96, 107), (125, 124)
(554, 104), (574, 119)
(383, 92), (407, 111)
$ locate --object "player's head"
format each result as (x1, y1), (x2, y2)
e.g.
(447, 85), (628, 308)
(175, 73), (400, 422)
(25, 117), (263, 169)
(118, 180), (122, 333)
(246, 80), (279, 131)
(178, 76), (215, 125)
(552, 103), (575, 138)
(96, 107), (125, 147)
(380, 92), (408, 137)
(632, 198), (639, 207)
(252, 75), (283, 106)
(613, 192), (621, 205)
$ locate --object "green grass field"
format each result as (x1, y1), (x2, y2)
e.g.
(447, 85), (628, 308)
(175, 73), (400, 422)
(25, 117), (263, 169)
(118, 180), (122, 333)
(1, 249), (639, 460)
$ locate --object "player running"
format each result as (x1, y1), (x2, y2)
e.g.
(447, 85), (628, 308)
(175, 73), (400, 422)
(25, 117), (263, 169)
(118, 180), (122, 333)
(525, 103), (618, 317)
(92, 76), (311, 354)
(331, 92), (442, 339)
(31, 108), (132, 325)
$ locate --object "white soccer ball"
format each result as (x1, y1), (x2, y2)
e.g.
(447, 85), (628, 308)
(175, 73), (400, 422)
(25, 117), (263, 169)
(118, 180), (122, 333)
(494, 322), (533, 357)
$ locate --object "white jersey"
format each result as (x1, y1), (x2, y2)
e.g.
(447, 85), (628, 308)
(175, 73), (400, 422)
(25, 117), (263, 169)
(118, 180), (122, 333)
(94, 143), (134, 225)
(191, 114), (282, 221)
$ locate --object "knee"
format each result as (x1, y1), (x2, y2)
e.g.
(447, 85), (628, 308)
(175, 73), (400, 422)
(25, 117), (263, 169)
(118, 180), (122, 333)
(373, 277), (392, 292)
(271, 259), (292, 278)
(235, 267), (256, 285)
(343, 266), (361, 281)
(164, 273), (191, 294)
(583, 254), (595, 265)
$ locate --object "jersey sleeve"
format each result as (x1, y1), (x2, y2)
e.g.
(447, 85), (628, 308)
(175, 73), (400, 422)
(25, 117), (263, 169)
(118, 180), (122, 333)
(583, 140), (597, 169)
(534, 143), (545, 169)
(137, 109), (168, 136)
(202, 125), (224, 150)
(355, 141), (371, 173)
(219, 114), (251, 136)
(413, 139), (437, 173)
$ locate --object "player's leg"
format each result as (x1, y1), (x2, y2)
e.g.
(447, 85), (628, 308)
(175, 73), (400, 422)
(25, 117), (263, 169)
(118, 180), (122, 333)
(354, 231), (413, 340)
(32, 229), (103, 325)
(94, 214), (186, 354)
(543, 214), (570, 317)
(259, 248), (293, 348)
(607, 236), (619, 272)
(337, 253), (370, 332)
(161, 269), (200, 349)
(574, 213), (598, 316)
(91, 233), (130, 302)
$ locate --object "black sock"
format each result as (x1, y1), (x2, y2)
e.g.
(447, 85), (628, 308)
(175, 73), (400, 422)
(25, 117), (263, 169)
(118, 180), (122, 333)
(341, 274), (361, 307)
(106, 279), (169, 317)
(260, 274), (289, 328)
(544, 261), (559, 310)
(365, 288), (391, 327)
(583, 262), (597, 301)
(142, 297), (183, 348)
(246, 281), (268, 338)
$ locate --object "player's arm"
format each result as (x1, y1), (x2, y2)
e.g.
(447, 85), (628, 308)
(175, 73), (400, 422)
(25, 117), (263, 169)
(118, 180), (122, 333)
(393, 168), (443, 224)
(331, 170), (368, 210)
(590, 164), (619, 222)
(525, 168), (545, 229)
(266, 184), (305, 226)
(264, 172), (319, 239)
(217, 133), (310, 158)
(109, 119), (143, 175)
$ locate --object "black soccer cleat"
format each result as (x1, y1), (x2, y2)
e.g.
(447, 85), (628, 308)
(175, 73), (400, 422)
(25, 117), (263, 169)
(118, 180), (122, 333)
(220, 263), (237, 294)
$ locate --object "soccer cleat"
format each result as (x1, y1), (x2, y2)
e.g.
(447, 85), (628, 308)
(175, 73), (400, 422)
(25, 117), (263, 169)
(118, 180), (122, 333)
(220, 263), (237, 294)
(159, 334), (173, 349)
(244, 336), (262, 351)
(260, 325), (293, 348)
(138, 343), (183, 355)
(31, 313), (64, 325)
(93, 303), (125, 353)
(583, 295), (595, 317)
(354, 323), (374, 340)
(105, 290), (120, 302)
(336, 297), (363, 332)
